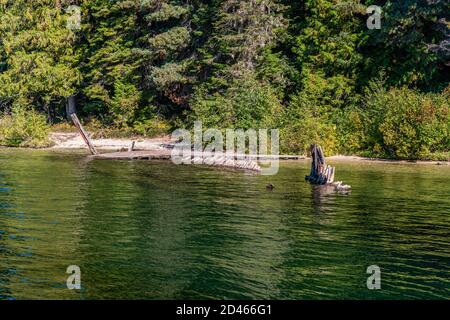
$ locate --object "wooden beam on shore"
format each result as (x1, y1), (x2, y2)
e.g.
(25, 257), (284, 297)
(70, 113), (98, 155)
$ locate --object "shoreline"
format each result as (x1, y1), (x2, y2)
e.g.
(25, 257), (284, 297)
(1, 132), (448, 166)
(325, 155), (449, 165)
(48, 132), (174, 152)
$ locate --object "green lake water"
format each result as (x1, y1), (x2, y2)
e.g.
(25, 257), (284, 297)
(0, 149), (449, 300)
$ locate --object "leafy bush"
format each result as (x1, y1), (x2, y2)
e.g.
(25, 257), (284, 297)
(82, 115), (170, 139)
(191, 77), (282, 129)
(362, 85), (450, 159)
(133, 117), (171, 137)
(0, 106), (51, 148)
(333, 106), (365, 154)
(281, 115), (337, 156)
(51, 122), (77, 133)
(280, 71), (347, 155)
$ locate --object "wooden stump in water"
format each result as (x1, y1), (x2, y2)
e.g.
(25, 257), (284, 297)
(305, 145), (335, 185)
(305, 144), (351, 191)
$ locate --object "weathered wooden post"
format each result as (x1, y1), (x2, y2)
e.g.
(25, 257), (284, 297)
(306, 144), (335, 185)
(70, 113), (98, 155)
(129, 141), (136, 152)
(305, 144), (352, 192)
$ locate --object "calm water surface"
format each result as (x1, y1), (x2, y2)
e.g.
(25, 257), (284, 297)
(0, 149), (449, 300)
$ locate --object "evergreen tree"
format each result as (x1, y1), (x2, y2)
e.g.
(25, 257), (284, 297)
(80, 0), (140, 126)
(0, 0), (448, 156)
(207, 0), (286, 78)
(367, 0), (450, 89)
(191, 0), (287, 128)
(136, 0), (196, 116)
(0, 0), (80, 119)
(292, 0), (368, 105)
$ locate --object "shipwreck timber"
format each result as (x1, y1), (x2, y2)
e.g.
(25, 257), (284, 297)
(70, 113), (303, 173)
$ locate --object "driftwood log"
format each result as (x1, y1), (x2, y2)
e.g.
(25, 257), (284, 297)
(71, 113), (98, 155)
(305, 144), (351, 191)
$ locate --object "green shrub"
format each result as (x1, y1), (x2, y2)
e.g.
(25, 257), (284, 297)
(81, 115), (170, 139)
(362, 86), (450, 159)
(333, 106), (365, 154)
(0, 106), (51, 148)
(133, 117), (171, 137)
(110, 81), (141, 128)
(280, 71), (345, 155)
(281, 115), (337, 155)
(191, 77), (282, 129)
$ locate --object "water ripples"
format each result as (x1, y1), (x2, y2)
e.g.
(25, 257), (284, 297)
(0, 150), (449, 299)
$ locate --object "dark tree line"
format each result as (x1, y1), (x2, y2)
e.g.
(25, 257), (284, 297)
(0, 0), (449, 157)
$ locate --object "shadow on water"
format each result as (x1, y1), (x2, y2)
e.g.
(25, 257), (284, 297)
(0, 150), (449, 299)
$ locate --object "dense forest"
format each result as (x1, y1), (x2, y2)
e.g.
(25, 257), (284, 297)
(0, 0), (449, 159)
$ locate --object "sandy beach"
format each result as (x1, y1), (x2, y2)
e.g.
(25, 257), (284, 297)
(47, 132), (449, 165)
(49, 132), (174, 152)
(326, 155), (450, 165)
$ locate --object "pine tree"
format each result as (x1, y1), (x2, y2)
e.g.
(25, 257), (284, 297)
(80, 0), (140, 126)
(292, 0), (366, 92)
(136, 0), (196, 115)
(209, 0), (286, 78)
(190, 0), (287, 129)
(367, 0), (450, 89)
(0, 0), (80, 119)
